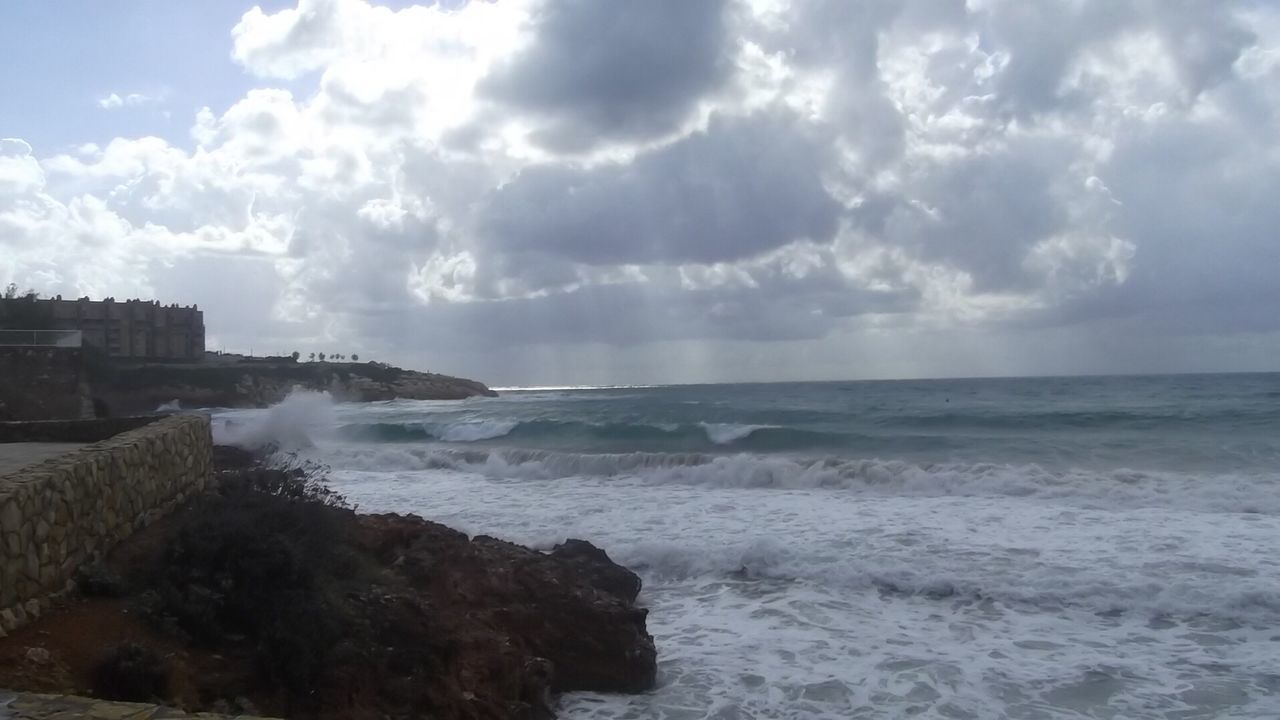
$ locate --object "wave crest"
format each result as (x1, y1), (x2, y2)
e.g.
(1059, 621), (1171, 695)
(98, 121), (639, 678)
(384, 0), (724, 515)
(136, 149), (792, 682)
(214, 389), (336, 450)
(700, 423), (778, 445)
(438, 419), (519, 442)
(312, 445), (1279, 515)
(337, 417), (835, 449)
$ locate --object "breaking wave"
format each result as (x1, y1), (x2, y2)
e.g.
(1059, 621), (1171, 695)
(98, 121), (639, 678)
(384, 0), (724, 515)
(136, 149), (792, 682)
(335, 418), (828, 449)
(311, 444), (1279, 515)
(699, 422), (779, 444)
(213, 390), (337, 450)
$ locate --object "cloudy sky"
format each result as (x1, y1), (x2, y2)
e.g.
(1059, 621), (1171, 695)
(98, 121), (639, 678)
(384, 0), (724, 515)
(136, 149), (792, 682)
(2, 0), (1278, 385)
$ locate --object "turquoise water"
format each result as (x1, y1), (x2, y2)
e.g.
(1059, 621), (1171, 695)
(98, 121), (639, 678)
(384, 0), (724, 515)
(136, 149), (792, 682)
(337, 373), (1280, 472)
(217, 373), (1280, 719)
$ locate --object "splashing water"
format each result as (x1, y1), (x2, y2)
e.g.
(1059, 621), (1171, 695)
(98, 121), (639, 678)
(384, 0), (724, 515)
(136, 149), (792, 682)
(213, 389), (337, 450)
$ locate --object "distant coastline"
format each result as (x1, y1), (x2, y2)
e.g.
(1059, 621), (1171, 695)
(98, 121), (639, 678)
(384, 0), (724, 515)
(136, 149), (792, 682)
(91, 357), (497, 416)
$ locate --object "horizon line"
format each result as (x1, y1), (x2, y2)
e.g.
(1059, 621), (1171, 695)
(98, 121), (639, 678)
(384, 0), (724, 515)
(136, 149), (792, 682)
(489, 368), (1280, 391)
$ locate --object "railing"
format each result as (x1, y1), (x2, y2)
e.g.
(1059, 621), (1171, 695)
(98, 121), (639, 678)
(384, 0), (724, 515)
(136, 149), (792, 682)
(0, 329), (84, 348)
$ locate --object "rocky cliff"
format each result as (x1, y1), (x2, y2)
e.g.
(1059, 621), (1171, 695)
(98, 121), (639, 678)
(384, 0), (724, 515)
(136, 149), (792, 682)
(90, 360), (496, 415)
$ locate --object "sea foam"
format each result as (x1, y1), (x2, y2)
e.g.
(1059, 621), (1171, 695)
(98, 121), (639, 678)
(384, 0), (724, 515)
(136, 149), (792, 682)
(309, 444), (1280, 515)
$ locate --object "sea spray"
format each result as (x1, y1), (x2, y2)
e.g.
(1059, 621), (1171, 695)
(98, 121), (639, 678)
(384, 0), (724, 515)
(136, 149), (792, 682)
(213, 389), (338, 450)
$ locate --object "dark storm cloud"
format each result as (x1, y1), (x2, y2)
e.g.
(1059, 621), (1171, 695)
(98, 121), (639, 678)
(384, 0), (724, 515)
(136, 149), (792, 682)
(766, 0), (970, 168)
(1012, 93), (1280, 337)
(852, 141), (1072, 292)
(979, 0), (1256, 118)
(479, 0), (733, 151)
(1091, 114), (1280, 333)
(982, 1), (1132, 116)
(476, 110), (841, 269)
(358, 270), (915, 352)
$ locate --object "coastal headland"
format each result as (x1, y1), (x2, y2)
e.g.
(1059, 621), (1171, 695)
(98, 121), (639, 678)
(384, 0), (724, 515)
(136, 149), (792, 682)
(90, 358), (498, 416)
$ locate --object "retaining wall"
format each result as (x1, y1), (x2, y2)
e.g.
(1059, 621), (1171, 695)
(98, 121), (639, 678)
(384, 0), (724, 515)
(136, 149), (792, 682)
(0, 414), (212, 635)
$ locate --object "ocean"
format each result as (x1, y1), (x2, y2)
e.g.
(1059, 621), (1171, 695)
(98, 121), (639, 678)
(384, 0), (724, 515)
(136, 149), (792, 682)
(213, 373), (1280, 719)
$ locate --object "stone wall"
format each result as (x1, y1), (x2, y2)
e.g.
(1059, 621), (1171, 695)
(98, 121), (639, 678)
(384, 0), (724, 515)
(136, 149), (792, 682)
(0, 414), (212, 636)
(0, 348), (90, 422)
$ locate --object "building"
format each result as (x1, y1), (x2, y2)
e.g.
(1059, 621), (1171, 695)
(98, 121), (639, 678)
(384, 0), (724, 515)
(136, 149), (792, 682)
(0, 296), (205, 361)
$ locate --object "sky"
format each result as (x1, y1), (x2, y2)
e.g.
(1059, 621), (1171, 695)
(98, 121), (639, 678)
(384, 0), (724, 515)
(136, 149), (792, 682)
(2, 0), (1279, 386)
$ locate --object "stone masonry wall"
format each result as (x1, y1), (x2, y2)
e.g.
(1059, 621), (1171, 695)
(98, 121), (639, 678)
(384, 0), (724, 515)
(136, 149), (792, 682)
(0, 414), (212, 636)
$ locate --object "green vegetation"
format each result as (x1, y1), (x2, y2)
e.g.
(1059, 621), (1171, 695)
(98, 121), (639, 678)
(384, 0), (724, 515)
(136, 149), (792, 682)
(135, 465), (362, 704)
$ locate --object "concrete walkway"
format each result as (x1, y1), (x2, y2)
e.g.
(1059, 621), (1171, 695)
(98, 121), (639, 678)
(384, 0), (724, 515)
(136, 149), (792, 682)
(0, 444), (85, 478)
(0, 691), (276, 719)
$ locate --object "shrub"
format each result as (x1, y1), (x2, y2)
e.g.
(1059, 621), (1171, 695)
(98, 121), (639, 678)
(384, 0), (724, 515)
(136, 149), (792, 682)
(218, 452), (348, 509)
(75, 563), (128, 597)
(140, 463), (357, 702)
(92, 642), (169, 702)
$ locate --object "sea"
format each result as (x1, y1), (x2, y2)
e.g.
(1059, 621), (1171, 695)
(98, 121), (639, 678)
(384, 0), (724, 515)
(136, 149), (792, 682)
(212, 373), (1280, 719)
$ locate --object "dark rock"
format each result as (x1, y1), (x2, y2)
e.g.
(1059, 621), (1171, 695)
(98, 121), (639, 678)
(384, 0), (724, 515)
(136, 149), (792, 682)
(211, 444), (259, 471)
(551, 538), (643, 603)
(364, 516), (659, 699)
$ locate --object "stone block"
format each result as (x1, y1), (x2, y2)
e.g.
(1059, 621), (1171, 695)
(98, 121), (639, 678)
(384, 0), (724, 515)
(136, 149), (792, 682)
(23, 543), (39, 580)
(0, 498), (21, 533)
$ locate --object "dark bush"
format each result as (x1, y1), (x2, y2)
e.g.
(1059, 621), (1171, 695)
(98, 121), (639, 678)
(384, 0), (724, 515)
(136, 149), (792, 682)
(75, 563), (128, 597)
(138, 462), (363, 706)
(218, 466), (348, 509)
(92, 642), (169, 702)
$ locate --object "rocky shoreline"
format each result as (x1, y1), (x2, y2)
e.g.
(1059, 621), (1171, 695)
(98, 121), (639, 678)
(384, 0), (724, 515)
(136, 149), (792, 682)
(90, 360), (497, 416)
(0, 447), (656, 719)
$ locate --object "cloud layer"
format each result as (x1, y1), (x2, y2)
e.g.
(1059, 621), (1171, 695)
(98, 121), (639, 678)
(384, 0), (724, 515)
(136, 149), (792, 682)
(3, 0), (1278, 383)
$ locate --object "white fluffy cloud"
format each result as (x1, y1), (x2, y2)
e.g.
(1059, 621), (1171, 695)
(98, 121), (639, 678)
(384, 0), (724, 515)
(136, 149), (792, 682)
(3, 0), (1278, 383)
(97, 92), (159, 110)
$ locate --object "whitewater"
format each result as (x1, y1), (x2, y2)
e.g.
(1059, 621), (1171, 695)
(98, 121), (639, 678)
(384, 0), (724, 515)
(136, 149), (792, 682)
(213, 374), (1280, 719)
